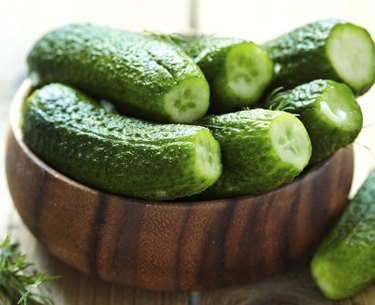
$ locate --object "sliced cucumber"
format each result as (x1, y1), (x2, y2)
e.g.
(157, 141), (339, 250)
(327, 23), (375, 95)
(27, 24), (210, 124)
(164, 78), (209, 123)
(226, 43), (273, 103)
(194, 130), (222, 179)
(318, 85), (356, 128)
(151, 34), (274, 113)
(265, 79), (363, 163)
(195, 109), (311, 199)
(264, 19), (375, 95)
(22, 84), (222, 201)
(270, 114), (311, 171)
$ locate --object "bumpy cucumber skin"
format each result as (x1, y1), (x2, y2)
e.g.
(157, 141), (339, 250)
(264, 19), (374, 95)
(159, 35), (273, 113)
(311, 169), (375, 300)
(22, 84), (222, 201)
(27, 24), (209, 123)
(265, 79), (363, 164)
(195, 109), (307, 199)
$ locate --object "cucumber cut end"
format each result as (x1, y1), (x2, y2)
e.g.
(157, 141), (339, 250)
(319, 101), (347, 123)
(270, 114), (311, 171)
(318, 83), (362, 129)
(194, 130), (222, 183)
(164, 78), (209, 123)
(327, 24), (375, 94)
(226, 43), (273, 102)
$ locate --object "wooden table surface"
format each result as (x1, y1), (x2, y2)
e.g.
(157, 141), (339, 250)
(1, 0), (375, 304)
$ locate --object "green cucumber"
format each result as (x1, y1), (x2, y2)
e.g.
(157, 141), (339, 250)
(195, 109), (311, 199)
(264, 19), (375, 95)
(27, 24), (210, 124)
(152, 34), (274, 113)
(22, 83), (222, 201)
(265, 79), (363, 164)
(311, 168), (375, 300)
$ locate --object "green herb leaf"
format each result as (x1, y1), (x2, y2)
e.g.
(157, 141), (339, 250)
(0, 236), (59, 305)
(265, 87), (300, 115)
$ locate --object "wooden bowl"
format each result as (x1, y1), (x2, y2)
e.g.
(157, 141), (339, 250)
(5, 80), (354, 291)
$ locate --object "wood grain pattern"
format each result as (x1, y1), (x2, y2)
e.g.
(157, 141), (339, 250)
(8, 218), (375, 305)
(5, 81), (354, 292)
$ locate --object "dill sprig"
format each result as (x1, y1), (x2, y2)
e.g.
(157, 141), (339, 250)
(0, 236), (58, 305)
(264, 86), (285, 106)
(265, 87), (299, 114)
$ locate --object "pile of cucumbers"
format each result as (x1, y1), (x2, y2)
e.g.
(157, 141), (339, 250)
(22, 19), (375, 300)
(23, 19), (374, 202)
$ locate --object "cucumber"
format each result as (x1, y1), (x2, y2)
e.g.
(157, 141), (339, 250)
(311, 168), (375, 300)
(27, 24), (210, 124)
(152, 34), (274, 113)
(195, 109), (311, 199)
(264, 19), (375, 95)
(22, 84), (222, 201)
(265, 79), (363, 163)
